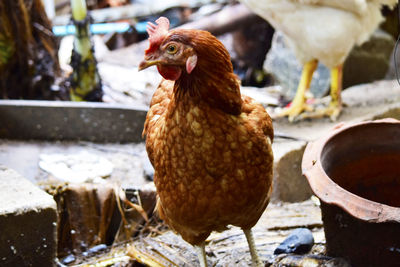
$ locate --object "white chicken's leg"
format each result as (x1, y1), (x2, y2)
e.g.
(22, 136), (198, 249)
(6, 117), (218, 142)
(327, 64), (343, 120)
(311, 64), (343, 121)
(278, 59), (318, 122)
(329, 64), (343, 121)
(243, 228), (263, 267)
(194, 243), (208, 267)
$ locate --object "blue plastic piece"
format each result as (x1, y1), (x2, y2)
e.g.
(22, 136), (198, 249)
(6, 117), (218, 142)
(53, 22), (132, 36)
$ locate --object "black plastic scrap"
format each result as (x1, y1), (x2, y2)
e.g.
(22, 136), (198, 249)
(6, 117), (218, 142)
(274, 228), (314, 255)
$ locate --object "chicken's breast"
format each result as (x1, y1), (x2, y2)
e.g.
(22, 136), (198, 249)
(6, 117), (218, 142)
(144, 80), (274, 245)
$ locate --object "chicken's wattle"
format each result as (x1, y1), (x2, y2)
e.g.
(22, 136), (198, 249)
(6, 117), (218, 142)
(157, 65), (182, 81)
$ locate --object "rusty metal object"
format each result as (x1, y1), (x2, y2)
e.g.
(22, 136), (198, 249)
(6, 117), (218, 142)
(302, 118), (400, 267)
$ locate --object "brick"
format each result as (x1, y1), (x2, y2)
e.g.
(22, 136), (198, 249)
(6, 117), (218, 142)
(0, 166), (57, 266)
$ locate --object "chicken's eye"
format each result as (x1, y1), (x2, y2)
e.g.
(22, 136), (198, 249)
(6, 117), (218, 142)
(166, 44), (178, 54)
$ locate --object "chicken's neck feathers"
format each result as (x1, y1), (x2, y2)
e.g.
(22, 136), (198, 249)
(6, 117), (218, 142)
(172, 60), (242, 116)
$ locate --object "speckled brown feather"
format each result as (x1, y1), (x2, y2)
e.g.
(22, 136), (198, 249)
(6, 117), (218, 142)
(143, 29), (273, 245)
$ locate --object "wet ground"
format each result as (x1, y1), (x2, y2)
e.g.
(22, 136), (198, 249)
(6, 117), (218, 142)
(0, 139), (148, 189)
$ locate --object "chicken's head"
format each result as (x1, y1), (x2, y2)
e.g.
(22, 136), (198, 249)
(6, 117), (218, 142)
(139, 17), (198, 81)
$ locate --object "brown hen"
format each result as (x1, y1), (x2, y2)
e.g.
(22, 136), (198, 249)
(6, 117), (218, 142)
(139, 17), (273, 267)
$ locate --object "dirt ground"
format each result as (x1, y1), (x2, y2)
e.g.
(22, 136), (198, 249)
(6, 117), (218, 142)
(68, 200), (329, 267)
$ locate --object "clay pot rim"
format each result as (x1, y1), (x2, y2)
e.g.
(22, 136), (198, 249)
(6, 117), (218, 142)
(302, 118), (400, 223)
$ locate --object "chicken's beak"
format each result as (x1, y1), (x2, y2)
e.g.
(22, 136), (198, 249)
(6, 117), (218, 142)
(138, 59), (160, 71)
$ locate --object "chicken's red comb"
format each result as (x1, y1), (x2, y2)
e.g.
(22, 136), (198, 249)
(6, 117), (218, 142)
(145, 17), (170, 54)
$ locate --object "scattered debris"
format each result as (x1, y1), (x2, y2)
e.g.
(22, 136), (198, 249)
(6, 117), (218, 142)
(44, 182), (158, 261)
(61, 254), (76, 265)
(272, 254), (351, 267)
(59, 199), (325, 266)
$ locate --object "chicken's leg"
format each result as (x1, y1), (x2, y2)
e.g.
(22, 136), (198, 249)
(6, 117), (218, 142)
(278, 59), (318, 122)
(243, 228), (263, 267)
(313, 64), (343, 121)
(194, 242), (208, 267)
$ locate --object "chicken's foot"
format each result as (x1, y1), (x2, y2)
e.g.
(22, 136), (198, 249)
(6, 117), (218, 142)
(243, 228), (263, 267)
(277, 59), (318, 122)
(194, 242), (208, 267)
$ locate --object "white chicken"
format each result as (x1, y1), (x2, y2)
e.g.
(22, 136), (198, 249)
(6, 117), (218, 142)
(240, 0), (397, 121)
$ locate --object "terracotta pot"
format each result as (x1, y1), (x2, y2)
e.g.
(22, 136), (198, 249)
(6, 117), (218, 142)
(302, 118), (400, 267)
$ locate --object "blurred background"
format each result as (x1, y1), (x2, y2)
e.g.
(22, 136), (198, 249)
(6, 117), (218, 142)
(1, 0), (398, 108)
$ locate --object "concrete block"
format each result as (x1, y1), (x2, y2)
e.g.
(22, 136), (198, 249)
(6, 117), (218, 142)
(271, 140), (312, 203)
(0, 166), (57, 266)
(0, 100), (147, 143)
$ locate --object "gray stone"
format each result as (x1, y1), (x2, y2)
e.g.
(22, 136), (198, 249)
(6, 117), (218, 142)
(274, 228), (314, 255)
(0, 166), (57, 266)
(343, 29), (395, 89)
